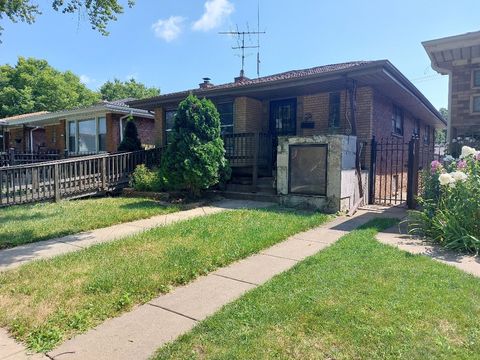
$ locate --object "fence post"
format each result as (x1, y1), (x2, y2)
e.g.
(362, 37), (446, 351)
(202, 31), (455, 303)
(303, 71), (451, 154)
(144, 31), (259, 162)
(54, 163), (60, 202)
(407, 137), (419, 209)
(368, 136), (377, 205)
(102, 156), (107, 191)
(251, 132), (259, 193)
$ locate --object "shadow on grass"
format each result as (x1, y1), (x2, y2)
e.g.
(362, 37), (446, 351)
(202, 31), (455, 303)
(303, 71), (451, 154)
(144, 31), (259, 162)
(118, 200), (168, 210)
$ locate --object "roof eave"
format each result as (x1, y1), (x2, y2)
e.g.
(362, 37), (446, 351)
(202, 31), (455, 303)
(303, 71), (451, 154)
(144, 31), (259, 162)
(128, 61), (390, 110)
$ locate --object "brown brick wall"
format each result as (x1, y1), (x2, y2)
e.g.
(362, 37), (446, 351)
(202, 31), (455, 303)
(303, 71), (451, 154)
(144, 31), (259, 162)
(450, 64), (480, 137)
(372, 90), (434, 144)
(44, 120), (66, 152)
(107, 113), (155, 152)
(8, 127), (26, 152)
(234, 97), (263, 133)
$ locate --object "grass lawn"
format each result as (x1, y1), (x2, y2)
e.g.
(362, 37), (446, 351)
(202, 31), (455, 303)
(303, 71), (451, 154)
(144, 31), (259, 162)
(0, 207), (330, 352)
(0, 197), (179, 249)
(155, 218), (480, 360)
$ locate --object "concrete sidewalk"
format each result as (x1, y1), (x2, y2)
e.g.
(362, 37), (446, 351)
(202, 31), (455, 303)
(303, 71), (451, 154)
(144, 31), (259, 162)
(44, 206), (405, 360)
(377, 222), (480, 277)
(0, 199), (272, 272)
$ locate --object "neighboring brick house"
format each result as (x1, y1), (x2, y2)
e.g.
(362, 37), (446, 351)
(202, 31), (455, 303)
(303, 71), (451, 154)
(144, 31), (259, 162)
(423, 31), (480, 141)
(130, 60), (444, 211)
(0, 99), (155, 155)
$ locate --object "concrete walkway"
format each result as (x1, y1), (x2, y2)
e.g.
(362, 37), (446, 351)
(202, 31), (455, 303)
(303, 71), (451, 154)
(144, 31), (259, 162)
(0, 199), (272, 272)
(43, 206), (405, 360)
(377, 222), (480, 277)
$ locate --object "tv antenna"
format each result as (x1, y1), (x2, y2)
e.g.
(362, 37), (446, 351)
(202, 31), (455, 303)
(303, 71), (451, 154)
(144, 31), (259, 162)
(219, 1), (265, 78)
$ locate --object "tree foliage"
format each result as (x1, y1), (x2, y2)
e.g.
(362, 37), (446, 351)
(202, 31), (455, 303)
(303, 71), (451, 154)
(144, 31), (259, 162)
(0, 0), (134, 39)
(118, 119), (142, 152)
(0, 57), (100, 118)
(436, 107), (448, 143)
(161, 94), (230, 196)
(100, 78), (160, 101)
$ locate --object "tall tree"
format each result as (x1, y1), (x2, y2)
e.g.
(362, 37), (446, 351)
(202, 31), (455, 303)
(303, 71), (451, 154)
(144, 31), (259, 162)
(0, 57), (100, 118)
(0, 0), (134, 39)
(100, 78), (160, 101)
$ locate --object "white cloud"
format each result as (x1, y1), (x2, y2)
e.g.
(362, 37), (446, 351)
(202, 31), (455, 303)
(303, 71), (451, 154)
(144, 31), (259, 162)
(152, 16), (185, 42)
(192, 0), (234, 32)
(79, 74), (94, 84)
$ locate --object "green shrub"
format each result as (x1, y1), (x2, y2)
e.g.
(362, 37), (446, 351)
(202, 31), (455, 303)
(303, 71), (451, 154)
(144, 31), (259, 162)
(409, 146), (480, 253)
(160, 94), (231, 196)
(130, 165), (163, 192)
(118, 119), (142, 152)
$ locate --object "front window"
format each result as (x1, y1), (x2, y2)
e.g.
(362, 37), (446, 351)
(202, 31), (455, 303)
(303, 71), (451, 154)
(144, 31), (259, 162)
(217, 102), (234, 134)
(473, 96), (480, 113)
(328, 92), (341, 128)
(67, 116), (108, 154)
(424, 125), (431, 144)
(473, 69), (480, 87)
(98, 117), (107, 152)
(165, 110), (176, 144)
(68, 121), (76, 152)
(392, 105), (404, 136)
(78, 119), (96, 153)
(413, 118), (420, 137)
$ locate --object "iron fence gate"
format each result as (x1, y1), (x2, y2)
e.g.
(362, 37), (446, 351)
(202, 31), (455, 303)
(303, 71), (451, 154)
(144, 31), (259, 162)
(368, 136), (445, 209)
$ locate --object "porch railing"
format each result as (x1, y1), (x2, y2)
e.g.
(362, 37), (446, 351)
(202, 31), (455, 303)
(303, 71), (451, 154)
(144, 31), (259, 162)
(0, 150), (61, 167)
(222, 132), (273, 190)
(0, 147), (165, 207)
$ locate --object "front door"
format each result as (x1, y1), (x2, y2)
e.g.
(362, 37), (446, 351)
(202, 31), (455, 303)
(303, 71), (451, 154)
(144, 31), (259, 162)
(269, 99), (297, 168)
(269, 99), (297, 136)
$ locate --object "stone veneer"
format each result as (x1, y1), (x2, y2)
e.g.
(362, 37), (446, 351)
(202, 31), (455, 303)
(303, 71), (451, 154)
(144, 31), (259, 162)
(276, 135), (366, 213)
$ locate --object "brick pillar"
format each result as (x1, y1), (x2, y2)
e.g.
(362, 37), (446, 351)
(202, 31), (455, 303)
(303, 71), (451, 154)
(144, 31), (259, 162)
(154, 107), (165, 147)
(106, 113), (117, 152)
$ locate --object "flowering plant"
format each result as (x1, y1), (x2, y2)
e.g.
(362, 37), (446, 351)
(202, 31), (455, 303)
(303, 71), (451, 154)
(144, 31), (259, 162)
(409, 146), (480, 254)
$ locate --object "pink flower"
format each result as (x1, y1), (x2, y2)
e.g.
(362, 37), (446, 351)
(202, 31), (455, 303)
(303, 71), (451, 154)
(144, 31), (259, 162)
(431, 160), (443, 173)
(476, 151), (480, 161)
(457, 160), (467, 169)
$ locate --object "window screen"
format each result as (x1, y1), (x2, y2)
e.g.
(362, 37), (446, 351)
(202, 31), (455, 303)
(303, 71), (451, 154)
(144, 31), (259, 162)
(217, 102), (234, 134)
(165, 110), (176, 144)
(289, 144), (327, 196)
(68, 121), (76, 153)
(474, 70), (480, 87)
(328, 93), (341, 128)
(78, 119), (96, 152)
(98, 117), (107, 152)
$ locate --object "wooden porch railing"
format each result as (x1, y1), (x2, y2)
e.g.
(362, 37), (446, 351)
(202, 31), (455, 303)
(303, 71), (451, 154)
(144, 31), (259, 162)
(0, 147), (165, 207)
(222, 132), (273, 190)
(0, 150), (61, 167)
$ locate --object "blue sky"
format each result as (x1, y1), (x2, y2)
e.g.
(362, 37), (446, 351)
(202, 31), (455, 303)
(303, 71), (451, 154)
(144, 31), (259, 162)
(1, 0), (479, 109)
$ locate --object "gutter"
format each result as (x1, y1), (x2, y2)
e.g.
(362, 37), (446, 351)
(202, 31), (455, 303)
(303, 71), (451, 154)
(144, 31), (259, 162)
(29, 127), (42, 153)
(119, 111), (133, 142)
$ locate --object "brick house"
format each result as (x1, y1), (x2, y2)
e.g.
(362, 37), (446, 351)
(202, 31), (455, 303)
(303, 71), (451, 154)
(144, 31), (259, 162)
(423, 31), (480, 141)
(0, 99), (155, 155)
(130, 60), (445, 211)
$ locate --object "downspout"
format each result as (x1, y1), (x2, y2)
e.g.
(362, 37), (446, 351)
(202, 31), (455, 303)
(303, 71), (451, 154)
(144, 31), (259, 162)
(119, 111), (133, 142)
(29, 127), (42, 153)
(346, 78), (365, 214)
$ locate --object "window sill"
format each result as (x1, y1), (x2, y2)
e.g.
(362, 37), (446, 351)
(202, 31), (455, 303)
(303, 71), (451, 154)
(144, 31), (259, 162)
(390, 132), (403, 139)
